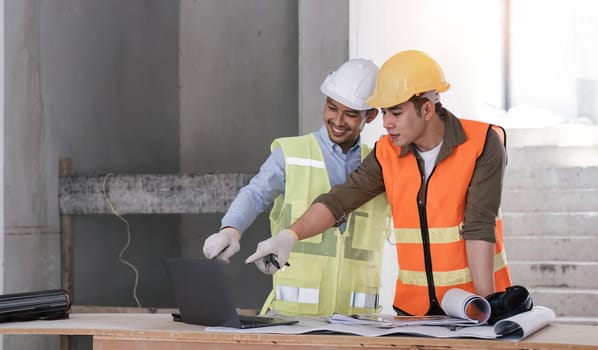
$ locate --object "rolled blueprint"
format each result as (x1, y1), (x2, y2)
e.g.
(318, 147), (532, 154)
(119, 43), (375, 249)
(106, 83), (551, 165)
(441, 288), (491, 324)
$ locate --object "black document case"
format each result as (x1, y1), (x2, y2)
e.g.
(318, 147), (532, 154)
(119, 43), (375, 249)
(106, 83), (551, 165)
(0, 289), (71, 322)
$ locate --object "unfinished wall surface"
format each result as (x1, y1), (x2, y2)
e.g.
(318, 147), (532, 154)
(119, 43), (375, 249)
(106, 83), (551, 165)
(178, 0), (298, 309)
(298, 0), (349, 134)
(4, 1), (59, 348)
(4, 0), (349, 348)
(0, 0), (5, 319)
(40, 0), (181, 304)
(4, 0), (180, 348)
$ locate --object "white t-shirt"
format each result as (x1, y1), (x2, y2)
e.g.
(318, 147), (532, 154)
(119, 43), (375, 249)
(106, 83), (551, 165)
(415, 141), (443, 181)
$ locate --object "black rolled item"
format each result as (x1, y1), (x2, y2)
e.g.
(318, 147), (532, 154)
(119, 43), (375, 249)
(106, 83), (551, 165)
(486, 285), (533, 324)
(0, 289), (71, 322)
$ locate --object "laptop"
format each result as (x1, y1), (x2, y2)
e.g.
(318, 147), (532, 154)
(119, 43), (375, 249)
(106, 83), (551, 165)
(162, 257), (298, 329)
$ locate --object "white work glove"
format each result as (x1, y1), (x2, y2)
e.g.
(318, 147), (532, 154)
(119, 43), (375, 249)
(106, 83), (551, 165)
(245, 229), (297, 274)
(202, 227), (241, 263)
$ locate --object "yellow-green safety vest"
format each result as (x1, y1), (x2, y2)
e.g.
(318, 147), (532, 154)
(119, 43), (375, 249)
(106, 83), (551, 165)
(264, 134), (390, 316)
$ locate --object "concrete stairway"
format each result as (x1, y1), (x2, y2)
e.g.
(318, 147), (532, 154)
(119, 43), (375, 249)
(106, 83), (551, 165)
(502, 125), (598, 325)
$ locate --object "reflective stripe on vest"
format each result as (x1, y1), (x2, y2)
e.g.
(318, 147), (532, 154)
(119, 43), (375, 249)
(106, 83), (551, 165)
(376, 119), (512, 316)
(286, 157), (325, 169)
(351, 292), (379, 309)
(266, 134), (390, 316)
(276, 286), (319, 304)
(275, 285), (379, 309)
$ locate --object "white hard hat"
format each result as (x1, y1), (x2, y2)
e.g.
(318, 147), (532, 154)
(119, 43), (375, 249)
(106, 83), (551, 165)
(320, 58), (379, 111)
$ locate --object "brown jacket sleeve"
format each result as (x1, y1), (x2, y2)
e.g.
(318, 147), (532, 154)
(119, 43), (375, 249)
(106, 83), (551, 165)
(313, 148), (386, 226)
(462, 128), (506, 242)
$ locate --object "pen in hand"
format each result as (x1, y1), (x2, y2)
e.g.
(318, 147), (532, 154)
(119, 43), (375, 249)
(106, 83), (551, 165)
(263, 253), (290, 270)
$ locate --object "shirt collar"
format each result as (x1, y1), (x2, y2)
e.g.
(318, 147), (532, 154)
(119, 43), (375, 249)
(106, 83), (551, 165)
(317, 124), (361, 154)
(399, 109), (466, 162)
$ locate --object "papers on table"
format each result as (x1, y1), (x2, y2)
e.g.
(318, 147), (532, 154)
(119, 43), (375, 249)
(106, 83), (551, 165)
(206, 306), (556, 341)
(325, 313), (393, 327)
(328, 313), (478, 327)
(330, 287), (490, 328)
(206, 287), (555, 341)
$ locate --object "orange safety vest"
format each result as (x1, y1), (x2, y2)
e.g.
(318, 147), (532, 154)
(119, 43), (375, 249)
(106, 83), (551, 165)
(375, 119), (512, 316)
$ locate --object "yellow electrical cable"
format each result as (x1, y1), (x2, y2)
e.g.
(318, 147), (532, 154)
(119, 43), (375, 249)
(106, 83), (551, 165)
(101, 173), (142, 308)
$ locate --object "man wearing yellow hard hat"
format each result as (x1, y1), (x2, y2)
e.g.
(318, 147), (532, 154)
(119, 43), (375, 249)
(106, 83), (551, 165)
(247, 50), (513, 317)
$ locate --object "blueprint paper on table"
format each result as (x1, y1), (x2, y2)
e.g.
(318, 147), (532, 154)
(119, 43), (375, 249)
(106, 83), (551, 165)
(206, 306), (555, 341)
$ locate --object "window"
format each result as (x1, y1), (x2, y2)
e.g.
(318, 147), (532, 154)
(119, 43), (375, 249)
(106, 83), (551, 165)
(351, 0), (598, 146)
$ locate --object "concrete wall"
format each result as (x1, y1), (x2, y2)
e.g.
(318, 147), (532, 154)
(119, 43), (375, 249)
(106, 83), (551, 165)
(4, 3), (52, 348)
(4, 0), (180, 348)
(178, 0), (298, 308)
(178, 0), (348, 309)
(3, 0), (348, 348)
(298, 0), (349, 134)
(0, 1), (4, 348)
(39, 0), (181, 307)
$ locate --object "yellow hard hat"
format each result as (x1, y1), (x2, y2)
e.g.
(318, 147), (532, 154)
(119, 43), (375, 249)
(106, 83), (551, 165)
(366, 50), (450, 108)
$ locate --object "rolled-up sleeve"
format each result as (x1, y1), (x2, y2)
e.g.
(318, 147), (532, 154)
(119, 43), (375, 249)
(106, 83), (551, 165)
(314, 150), (386, 226)
(462, 128), (506, 242)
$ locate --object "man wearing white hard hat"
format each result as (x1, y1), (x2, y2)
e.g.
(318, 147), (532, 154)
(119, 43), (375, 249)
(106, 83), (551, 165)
(203, 59), (390, 316)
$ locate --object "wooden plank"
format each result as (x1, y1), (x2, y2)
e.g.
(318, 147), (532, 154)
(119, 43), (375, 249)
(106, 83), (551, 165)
(0, 314), (597, 350)
(92, 337), (435, 350)
(59, 173), (255, 215)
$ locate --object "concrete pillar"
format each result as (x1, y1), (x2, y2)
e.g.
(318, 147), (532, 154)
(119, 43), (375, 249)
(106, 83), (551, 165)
(298, 0), (349, 134)
(0, 0), (5, 305)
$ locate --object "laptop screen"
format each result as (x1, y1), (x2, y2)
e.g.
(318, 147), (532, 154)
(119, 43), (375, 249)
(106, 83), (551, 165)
(163, 257), (299, 329)
(163, 257), (243, 328)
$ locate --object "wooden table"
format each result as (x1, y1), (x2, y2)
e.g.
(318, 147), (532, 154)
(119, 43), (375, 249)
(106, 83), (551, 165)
(0, 313), (597, 350)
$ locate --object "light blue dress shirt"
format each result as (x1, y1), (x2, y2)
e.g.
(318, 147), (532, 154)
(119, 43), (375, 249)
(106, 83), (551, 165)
(221, 124), (363, 234)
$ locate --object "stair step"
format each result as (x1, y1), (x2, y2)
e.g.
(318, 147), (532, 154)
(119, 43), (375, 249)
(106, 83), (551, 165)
(504, 166), (598, 189)
(509, 261), (598, 289)
(506, 126), (598, 148)
(502, 212), (598, 236)
(494, 126), (598, 323)
(504, 236), (598, 261)
(529, 288), (598, 318)
(501, 188), (598, 212)
(506, 145), (598, 168)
